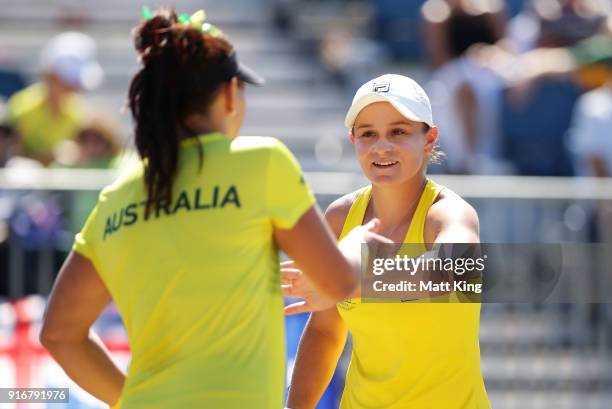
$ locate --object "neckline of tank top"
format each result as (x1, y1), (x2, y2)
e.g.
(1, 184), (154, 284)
(361, 178), (431, 242)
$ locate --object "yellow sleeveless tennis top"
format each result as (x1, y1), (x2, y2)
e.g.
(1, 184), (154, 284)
(336, 179), (490, 409)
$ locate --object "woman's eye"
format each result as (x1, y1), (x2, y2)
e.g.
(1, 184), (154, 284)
(360, 131), (375, 138)
(392, 128), (408, 136)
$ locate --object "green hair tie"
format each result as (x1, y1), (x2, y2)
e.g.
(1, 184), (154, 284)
(187, 9), (224, 37)
(188, 9), (205, 28)
(141, 5), (153, 20)
(141, 6), (224, 37)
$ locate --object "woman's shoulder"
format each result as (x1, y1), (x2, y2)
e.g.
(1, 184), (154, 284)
(425, 184), (479, 240)
(325, 187), (366, 238)
(97, 159), (145, 203)
(231, 135), (287, 153)
(430, 185), (478, 222)
(230, 136), (300, 167)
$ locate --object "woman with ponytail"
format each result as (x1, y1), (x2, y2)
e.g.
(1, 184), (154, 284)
(39, 7), (389, 408)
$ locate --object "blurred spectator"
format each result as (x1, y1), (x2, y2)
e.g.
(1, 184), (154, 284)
(507, 0), (608, 52)
(568, 35), (612, 243)
(6, 32), (102, 166)
(0, 68), (26, 100)
(373, 0), (428, 59)
(500, 76), (579, 176)
(422, 0), (507, 69)
(0, 98), (16, 288)
(569, 36), (612, 177)
(272, 0), (297, 32)
(496, 50), (579, 177)
(422, 0), (510, 174)
(53, 109), (122, 233)
(53, 110), (121, 170)
(0, 98), (19, 167)
(1, 107), (122, 295)
(498, 14), (610, 177)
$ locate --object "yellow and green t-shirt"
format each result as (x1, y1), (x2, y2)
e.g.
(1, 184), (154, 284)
(73, 133), (315, 409)
(8, 82), (84, 161)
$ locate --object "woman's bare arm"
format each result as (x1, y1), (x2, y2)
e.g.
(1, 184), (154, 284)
(40, 252), (125, 405)
(286, 308), (348, 409)
(284, 196), (353, 409)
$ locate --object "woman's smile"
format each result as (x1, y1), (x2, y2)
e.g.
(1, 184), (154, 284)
(372, 160), (399, 169)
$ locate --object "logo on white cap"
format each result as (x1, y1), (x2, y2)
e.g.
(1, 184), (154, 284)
(372, 81), (390, 93)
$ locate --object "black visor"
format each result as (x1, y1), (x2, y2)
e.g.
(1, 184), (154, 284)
(219, 52), (264, 86)
(237, 61), (265, 86)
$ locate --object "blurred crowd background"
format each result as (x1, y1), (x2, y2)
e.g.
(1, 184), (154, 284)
(0, 0), (611, 408)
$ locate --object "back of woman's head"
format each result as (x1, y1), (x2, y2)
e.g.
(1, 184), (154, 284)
(128, 7), (233, 210)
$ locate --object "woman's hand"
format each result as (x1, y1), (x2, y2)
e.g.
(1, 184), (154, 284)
(281, 218), (392, 315)
(281, 260), (337, 315)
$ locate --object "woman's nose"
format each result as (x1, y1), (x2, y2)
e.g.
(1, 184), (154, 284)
(372, 139), (393, 155)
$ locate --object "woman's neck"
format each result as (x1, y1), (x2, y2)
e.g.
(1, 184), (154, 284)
(177, 124), (226, 141)
(369, 173), (427, 230)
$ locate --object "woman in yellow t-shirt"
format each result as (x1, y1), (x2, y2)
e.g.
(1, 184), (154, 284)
(39, 8), (390, 409)
(284, 74), (491, 409)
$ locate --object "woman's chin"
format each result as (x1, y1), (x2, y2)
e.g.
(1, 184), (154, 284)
(366, 173), (401, 185)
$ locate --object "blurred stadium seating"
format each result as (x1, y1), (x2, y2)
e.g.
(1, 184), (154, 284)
(0, 0), (611, 408)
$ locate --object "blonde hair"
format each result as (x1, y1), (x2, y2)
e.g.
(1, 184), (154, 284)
(423, 124), (445, 165)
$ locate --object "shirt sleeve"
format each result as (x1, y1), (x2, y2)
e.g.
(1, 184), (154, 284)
(72, 199), (101, 265)
(569, 95), (602, 158)
(6, 91), (22, 125)
(265, 139), (316, 229)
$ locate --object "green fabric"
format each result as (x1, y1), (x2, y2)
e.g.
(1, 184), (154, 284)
(571, 35), (612, 67)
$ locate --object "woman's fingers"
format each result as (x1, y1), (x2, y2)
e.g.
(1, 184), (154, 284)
(365, 231), (394, 244)
(346, 218), (392, 245)
(363, 217), (381, 232)
(284, 300), (312, 316)
(280, 259), (296, 269)
(281, 284), (294, 297)
(281, 268), (310, 298)
(281, 268), (302, 284)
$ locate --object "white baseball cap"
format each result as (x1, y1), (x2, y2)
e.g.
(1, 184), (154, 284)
(39, 32), (103, 91)
(344, 74), (434, 129)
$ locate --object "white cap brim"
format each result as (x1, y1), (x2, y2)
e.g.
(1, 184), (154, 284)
(344, 92), (433, 129)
